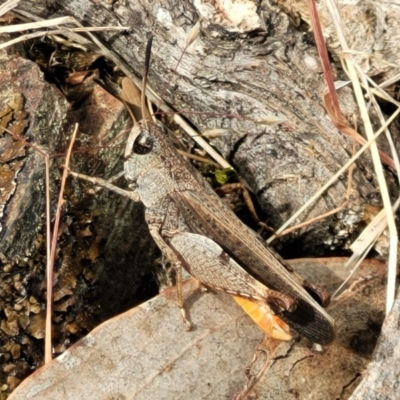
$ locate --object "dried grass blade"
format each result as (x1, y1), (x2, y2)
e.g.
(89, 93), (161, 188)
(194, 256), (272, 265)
(0, 0), (19, 17)
(268, 108), (400, 243)
(307, 0), (394, 168)
(325, 0), (398, 314)
(45, 124), (78, 363)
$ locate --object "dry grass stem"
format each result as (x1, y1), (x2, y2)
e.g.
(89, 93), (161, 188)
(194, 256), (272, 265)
(308, 0), (394, 168)
(0, 25), (128, 51)
(0, 125), (48, 157)
(7, 10), (130, 75)
(177, 150), (221, 168)
(277, 141), (355, 238)
(333, 85), (400, 299)
(325, 0), (398, 314)
(267, 107), (400, 244)
(0, 0), (19, 17)
(68, 171), (140, 202)
(185, 20), (200, 48)
(177, 115), (233, 169)
(0, 16), (80, 33)
(333, 196), (400, 300)
(44, 156), (51, 362)
(379, 72), (400, 89)
(45, 123), (78, 363)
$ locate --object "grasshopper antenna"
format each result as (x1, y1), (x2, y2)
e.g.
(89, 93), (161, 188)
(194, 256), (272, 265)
(123, 35), (153, 157)
(141, 34), (153, 121)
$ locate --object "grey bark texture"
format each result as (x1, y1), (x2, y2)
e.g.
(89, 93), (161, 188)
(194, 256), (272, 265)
(349, 285), (400, 400)
(12, 0), (397, 255)
(0, 51), (159, 320)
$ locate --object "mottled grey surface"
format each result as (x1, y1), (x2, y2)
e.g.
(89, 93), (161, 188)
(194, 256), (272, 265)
(13, 0), (390, 255)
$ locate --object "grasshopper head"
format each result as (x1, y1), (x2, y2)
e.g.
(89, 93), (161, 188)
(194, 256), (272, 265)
(124, 120), (164, 182)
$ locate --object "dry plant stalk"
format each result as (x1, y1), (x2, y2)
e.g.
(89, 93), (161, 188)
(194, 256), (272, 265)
(269, 2), (399, 304)
(44, 124), (78, 363)
(278, 140), (355, 237)
(322, 0), (398, 314)
(307, 0), (394, 168)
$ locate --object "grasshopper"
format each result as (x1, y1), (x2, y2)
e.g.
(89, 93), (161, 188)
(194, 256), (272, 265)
(73, 35), (335, 344)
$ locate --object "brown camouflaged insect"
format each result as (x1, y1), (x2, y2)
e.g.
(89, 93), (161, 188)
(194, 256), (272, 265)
(73, 35), (335, 344)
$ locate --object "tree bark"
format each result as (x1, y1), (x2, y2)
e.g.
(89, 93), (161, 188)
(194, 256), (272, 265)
(11, 0), (395, 254)
(349, 285), (400, 400)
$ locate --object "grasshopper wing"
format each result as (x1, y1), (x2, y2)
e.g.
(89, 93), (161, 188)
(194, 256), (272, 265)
(170, 232), (293, 340)
(169, 232), (295, 309)
(172, 189), (336, 344)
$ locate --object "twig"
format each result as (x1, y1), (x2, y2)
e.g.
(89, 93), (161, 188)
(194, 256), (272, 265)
(45, 123), (78, 363)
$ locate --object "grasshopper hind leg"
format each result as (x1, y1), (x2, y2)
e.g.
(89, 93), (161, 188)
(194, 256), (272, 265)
(174, 259), (191, 330)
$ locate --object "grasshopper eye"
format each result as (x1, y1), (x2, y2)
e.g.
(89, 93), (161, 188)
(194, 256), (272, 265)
(133, 133), (154, 155)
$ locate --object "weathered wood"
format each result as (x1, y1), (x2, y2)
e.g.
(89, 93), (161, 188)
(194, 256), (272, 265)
(349, 286), (400, 400)
(7, 258), (387, 400)
(11, 0), (393, 254)
(0, 50), (159, 392)
(275, 0), (400, 83)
